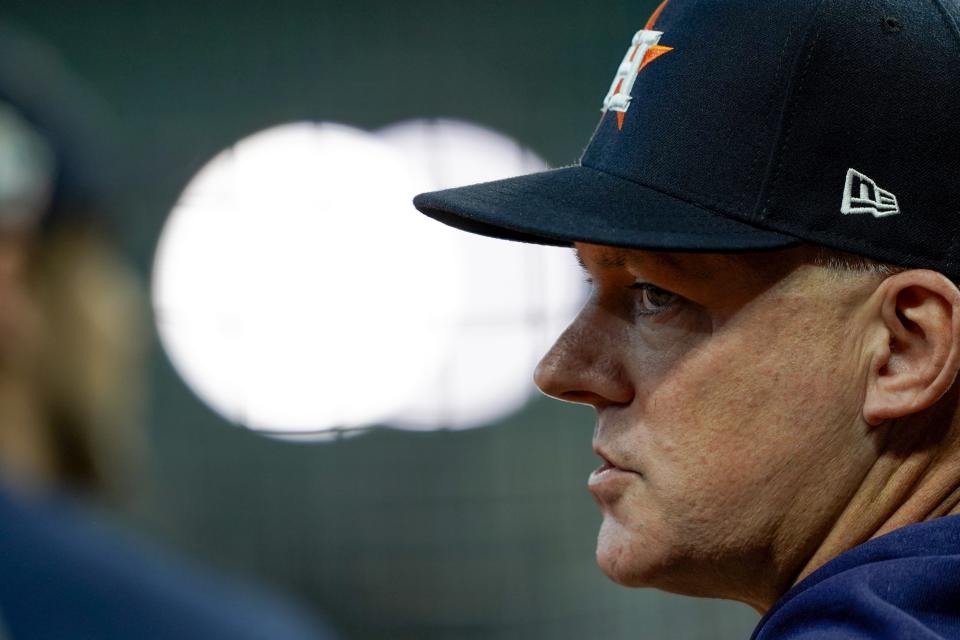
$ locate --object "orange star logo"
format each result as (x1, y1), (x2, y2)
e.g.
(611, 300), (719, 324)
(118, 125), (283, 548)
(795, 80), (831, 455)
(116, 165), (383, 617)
(601, 0), (675, 130)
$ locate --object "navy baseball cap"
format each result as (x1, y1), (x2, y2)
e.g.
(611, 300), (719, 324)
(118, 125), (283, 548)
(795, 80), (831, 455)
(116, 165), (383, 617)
(414, 0), (960, 278)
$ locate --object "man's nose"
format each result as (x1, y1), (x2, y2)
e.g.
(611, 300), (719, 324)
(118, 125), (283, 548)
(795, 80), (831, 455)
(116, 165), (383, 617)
(533, 314), (634, 408)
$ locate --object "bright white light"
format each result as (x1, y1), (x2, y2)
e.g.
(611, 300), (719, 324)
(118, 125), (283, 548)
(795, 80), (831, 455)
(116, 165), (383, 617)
(153, 123), (461, 434)
(377, 119), (586, 430)
(154, 119), (587, 439)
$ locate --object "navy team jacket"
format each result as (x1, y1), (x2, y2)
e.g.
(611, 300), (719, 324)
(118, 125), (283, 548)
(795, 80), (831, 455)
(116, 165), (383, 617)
(752, 515), (960, 639)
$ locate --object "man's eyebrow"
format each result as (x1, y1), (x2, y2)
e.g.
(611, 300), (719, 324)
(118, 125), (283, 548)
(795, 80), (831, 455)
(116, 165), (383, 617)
(574, 248), (627, 271)
(573, 247), (719, 282)
(574, 247), (688, 270)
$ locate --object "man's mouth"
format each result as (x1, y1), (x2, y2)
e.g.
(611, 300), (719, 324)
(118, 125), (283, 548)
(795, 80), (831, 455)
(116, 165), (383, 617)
(589, 449), (641, 497)
(596, 459), (616, 474)
(592, 447), (628, 474)
(593, 451), (619, 475)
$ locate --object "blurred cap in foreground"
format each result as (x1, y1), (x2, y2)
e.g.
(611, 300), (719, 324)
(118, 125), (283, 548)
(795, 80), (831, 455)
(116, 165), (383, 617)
(0, 20), (123, 234)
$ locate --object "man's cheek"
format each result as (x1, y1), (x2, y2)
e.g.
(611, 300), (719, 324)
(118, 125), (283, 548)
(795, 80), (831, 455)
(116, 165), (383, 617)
(652, 385), (783, 508)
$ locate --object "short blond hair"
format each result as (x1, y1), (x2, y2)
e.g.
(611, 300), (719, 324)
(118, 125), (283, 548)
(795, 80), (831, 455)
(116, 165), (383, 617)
(806, 245), (909, 278)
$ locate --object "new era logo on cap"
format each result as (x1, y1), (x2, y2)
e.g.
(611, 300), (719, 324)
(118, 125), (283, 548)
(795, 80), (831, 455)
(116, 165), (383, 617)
(841, 169), (900, 218)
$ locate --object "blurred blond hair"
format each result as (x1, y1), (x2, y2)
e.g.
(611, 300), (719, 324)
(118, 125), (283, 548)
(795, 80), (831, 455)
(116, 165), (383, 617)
(0, 221), (147, 500)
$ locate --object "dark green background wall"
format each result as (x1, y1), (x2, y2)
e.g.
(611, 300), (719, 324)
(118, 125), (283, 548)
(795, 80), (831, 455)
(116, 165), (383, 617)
(3, 2), (757, 638)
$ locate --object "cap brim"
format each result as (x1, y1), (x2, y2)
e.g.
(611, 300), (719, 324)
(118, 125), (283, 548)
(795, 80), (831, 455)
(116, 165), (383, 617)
(413, 164), (802, 252)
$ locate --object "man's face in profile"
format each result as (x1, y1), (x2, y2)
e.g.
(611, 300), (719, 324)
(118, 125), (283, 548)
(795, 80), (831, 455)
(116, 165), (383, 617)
(534, 243), (883, 609)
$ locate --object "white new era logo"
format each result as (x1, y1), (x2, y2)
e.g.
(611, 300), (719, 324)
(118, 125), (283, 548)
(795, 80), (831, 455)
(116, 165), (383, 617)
(841, 169), (900, 218)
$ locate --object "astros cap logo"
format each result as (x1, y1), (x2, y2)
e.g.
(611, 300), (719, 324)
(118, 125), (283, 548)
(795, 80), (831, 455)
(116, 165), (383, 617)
(601, 0), (674, 131)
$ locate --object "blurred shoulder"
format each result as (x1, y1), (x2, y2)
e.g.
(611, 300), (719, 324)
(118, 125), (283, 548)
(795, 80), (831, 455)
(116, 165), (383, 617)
(0, 487), (338, 640)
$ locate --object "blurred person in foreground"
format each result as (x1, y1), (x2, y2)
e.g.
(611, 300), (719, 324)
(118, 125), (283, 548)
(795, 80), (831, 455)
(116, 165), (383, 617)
(0, 23), (337, 640)
(414, 0), (960, 638)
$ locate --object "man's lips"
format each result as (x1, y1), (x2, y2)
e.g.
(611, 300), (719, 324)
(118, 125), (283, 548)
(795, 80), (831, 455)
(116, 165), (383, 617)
(596, 460), (616, 473)
(589, 447), (641, 499)
(591, 447), (636, 474)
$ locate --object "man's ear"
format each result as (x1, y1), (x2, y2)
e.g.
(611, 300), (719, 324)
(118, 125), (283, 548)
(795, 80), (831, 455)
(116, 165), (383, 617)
(863, 270), (960, 427)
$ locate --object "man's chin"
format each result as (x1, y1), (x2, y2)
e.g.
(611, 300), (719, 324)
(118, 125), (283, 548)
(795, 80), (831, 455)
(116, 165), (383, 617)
(595, 517), (742, 601)
(595, 516), (671, 588)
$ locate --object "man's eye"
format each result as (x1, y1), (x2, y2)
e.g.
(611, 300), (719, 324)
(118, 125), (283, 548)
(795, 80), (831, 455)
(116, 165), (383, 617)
(629, 281), (677, 316)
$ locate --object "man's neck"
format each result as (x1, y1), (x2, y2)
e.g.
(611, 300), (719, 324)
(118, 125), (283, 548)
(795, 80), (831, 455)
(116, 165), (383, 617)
(788, 420), (960, 593)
